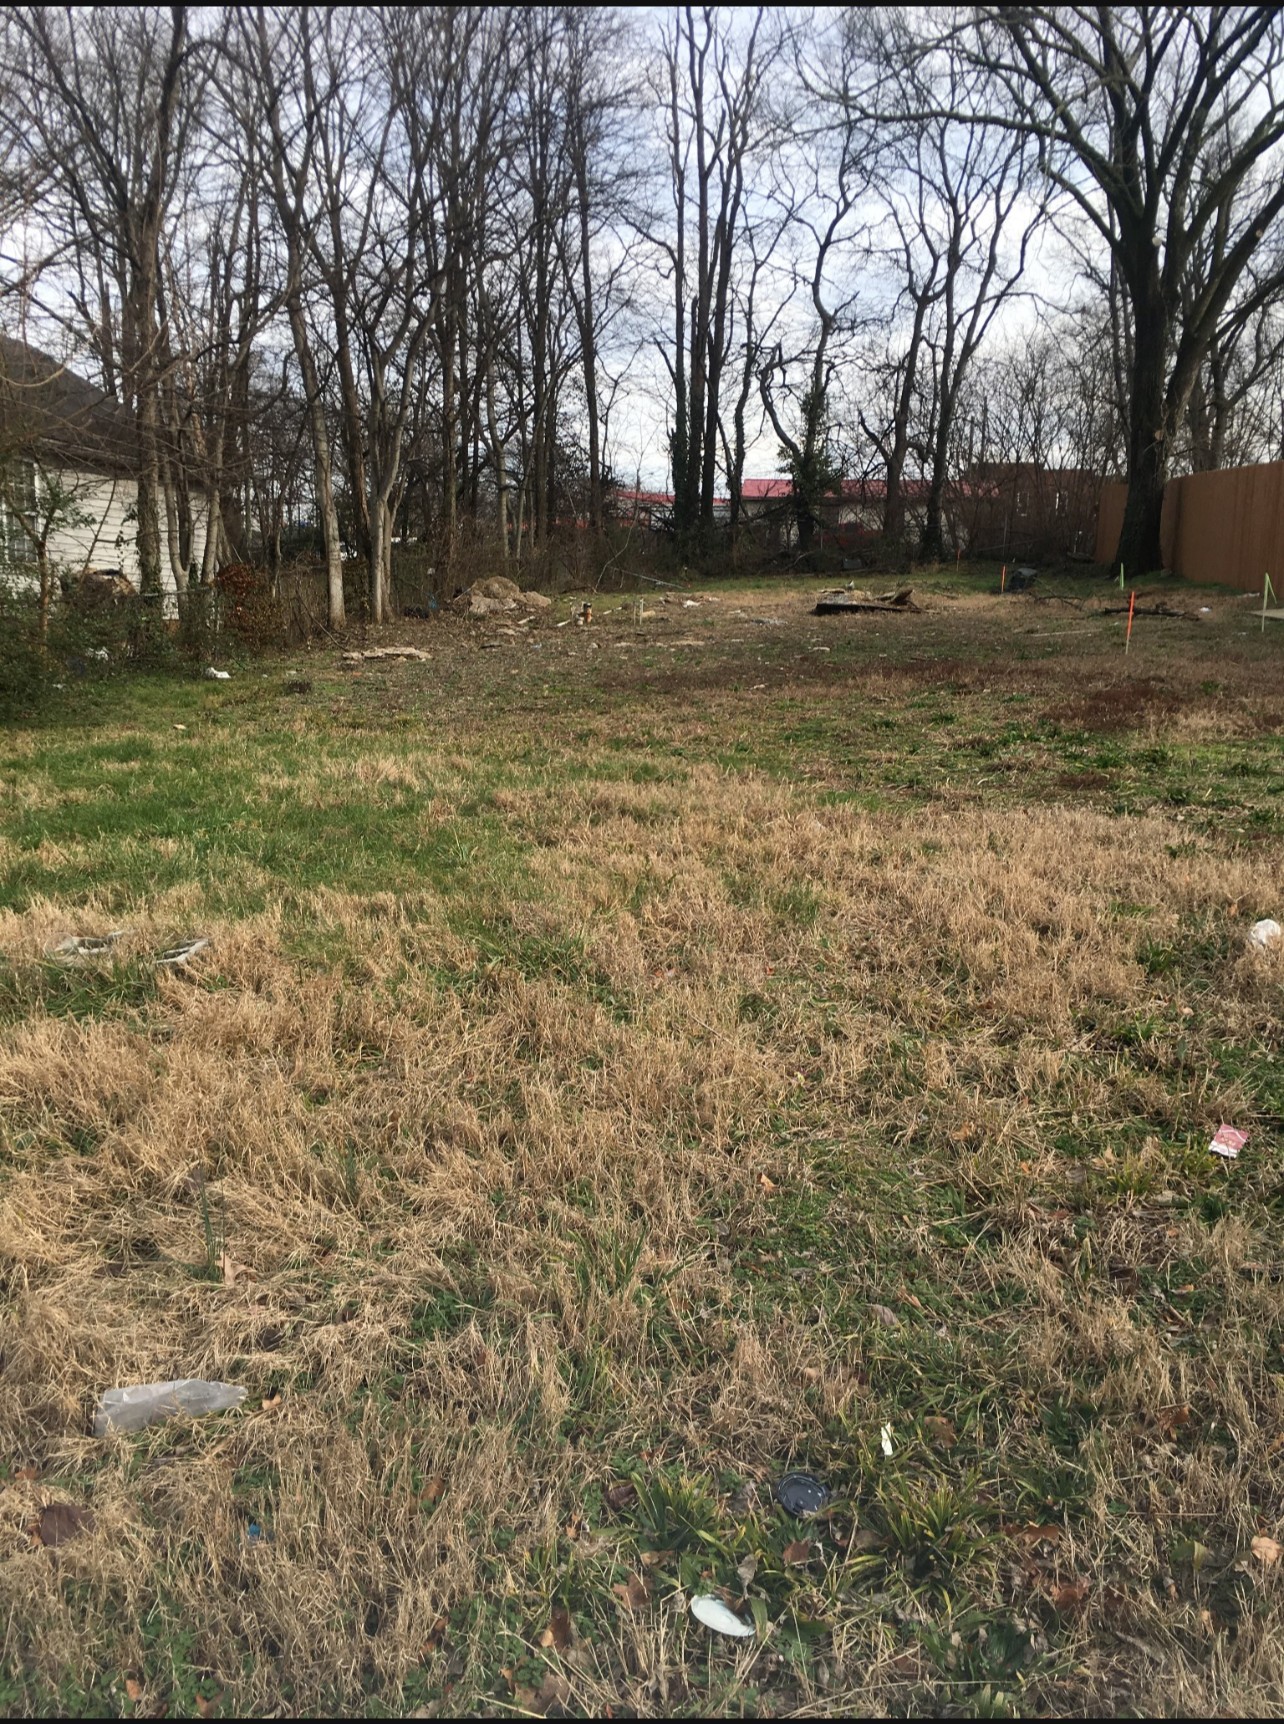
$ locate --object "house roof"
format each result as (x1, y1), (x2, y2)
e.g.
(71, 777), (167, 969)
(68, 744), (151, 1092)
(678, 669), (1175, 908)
(0, 334), (135, 477)
(741, 477), (792, 500)
(741, 476), (939, 504)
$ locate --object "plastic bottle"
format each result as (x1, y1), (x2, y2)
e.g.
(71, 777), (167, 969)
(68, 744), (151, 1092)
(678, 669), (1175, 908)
(93, 1379), (246, 1436)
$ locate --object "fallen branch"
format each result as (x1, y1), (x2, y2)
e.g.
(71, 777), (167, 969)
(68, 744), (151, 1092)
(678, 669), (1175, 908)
(1097, 603), (1200, 620)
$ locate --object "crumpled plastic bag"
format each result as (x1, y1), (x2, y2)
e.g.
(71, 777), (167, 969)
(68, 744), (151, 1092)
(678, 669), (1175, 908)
(93, 1379), (246, 1436)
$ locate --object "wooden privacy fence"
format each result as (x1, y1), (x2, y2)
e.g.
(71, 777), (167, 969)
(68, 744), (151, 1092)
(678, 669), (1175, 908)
(1096, 459), (1284, 591)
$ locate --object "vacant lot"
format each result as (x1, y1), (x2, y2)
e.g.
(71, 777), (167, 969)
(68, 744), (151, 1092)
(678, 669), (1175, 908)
(1, 568), (1282, 1718)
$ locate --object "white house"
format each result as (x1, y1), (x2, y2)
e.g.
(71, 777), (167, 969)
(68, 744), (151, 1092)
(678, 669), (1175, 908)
(0, 333), (209, 612)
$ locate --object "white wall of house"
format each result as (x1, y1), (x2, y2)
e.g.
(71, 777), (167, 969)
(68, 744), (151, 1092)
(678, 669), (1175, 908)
(1, 462), (211, 615)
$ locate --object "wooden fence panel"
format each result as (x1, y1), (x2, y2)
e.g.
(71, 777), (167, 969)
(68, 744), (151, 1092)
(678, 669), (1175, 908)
(1095, 460), (1284, 591)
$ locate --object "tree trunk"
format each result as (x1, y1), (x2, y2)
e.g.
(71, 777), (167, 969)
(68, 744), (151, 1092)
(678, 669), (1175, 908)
(920, 479), (946, 562)
(486, 355), (509, 557)
(1115, 315), (1168, 577)
(576, 177), (602, 534)
(37, 542), (52, 644)
(884, 304), (928, 541)
(201, 488), (222, 584)
(136, 389), (166, 608)
(286, 295), (345, 628)
(162, 466), (188, 599)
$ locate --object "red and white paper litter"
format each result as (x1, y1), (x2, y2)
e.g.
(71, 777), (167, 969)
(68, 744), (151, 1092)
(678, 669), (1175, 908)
(1209, 1126), (1248, 1160)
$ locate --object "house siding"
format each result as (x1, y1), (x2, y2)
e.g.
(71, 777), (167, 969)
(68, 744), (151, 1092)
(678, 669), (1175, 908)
(4, 465), (211, 614)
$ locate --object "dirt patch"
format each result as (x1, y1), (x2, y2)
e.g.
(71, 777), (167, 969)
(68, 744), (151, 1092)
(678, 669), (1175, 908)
(1047, 675), (1182, 732)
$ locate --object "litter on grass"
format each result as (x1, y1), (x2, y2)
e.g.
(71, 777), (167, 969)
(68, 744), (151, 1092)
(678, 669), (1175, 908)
(881, 1424), (895, 1457)
(48, 930), (127, 960)
(157, 937), (211, 967)
(1209, 1126), (1248, 1161)
(774, 1472), (830, 1517)
(93, 1379), (246, 1436)
(1249, 918), (1282, 949)
(35, 1503), (96, 1547)
(203, 667), (231, 679)
(689, 1595), (754, 1638)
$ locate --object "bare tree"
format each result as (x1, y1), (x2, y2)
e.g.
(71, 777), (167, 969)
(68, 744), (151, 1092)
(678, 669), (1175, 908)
(648, 6), (778, 546)
(5, 6), (203, 622)
(935, 6), (1284, 575)
(758, 30), (871, 557)
(557, 8), (639, 538)
(240, 3), (347, 627)
(841, 20), (1042, 561)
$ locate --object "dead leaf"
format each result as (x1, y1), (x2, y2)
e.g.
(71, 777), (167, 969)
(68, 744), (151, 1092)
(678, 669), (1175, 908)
(923, 1416), (956, 1450)
(611, 1573), (650, 1611)
(194, 1691), (224, 1719)
(638, 1549), (666, 1568)
(1251, 1534), (1282, 1567)
(125, 1678), (144, 1702)
(36, 1503), (95, 1548)
(758, 1173), (778, 1194)
(1050, 1576), (1090, 1613)
(538, 1670), (570, 1709)
(538, 1605), (572, 1651)
(1154, 1405), (1191, 1439)
(259, 1393), (282, 1411)
(869, 1303), (900, 1328)
(216, 1251), (256, 1287)
(419, 1476), (445, 1505)
(1013, 1523), (1062, 1550)
(15, 1464), (39, 1482)
(604, 1480), (637, 1512)
(420, 1617), (448, 1654)
(783, 1539), (812, 1566)
(736, 1553), (758, 1587)
(851, 1527), (885, 1553)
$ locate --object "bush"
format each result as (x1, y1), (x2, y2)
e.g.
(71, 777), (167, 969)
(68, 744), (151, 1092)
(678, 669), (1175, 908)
(0, 567), (159, 717)
(212, 562), (284, 648)
(0, 572), (49, 718)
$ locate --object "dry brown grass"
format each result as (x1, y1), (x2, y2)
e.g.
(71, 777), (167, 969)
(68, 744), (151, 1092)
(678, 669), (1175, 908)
(1, 573), (1283, 1716)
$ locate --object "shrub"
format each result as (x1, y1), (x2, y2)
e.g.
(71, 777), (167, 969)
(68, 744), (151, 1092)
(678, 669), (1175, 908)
(213, 562), (284, 649)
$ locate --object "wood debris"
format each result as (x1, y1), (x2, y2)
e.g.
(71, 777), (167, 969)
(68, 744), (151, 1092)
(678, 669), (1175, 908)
(340, 646), (431, 663)
(814, 586), (920, 616)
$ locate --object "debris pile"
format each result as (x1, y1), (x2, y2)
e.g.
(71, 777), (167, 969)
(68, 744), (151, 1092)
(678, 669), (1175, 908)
(341, 645), (431, 664)
(453, 576), (553, 618)
(813, 586), (920, 616)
